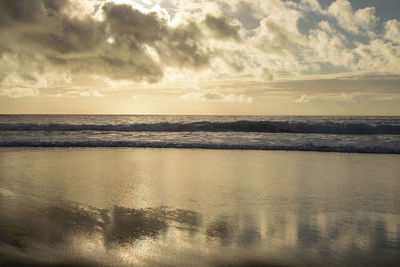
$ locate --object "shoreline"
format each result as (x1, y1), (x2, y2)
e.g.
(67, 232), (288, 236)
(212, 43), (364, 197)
(1, 145), (400, 154)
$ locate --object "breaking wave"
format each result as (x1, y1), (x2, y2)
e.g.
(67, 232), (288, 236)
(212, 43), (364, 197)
(1, 120), (400, 134)
(1, 116), (400, 153)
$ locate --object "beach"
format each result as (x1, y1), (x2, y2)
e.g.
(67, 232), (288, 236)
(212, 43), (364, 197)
(1, 147), (399, 266)
(2, 0), (400, 265)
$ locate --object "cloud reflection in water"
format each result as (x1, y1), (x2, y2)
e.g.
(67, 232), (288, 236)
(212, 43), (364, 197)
(1, 192), (400, 266)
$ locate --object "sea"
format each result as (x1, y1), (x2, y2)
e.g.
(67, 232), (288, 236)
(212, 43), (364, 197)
(1, 115), (400, 153)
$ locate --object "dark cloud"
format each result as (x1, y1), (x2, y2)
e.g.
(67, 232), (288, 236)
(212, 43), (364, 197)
(0, 0), (68, 26)
(48, 55), (163, 82)
(157, 21), (210, 69)
(0, 0), (44, 26)
(102, 3), (210, 69)
(204, 14), (241, 41)
(103, 3), (167, 44)
(24, 16), (106, 54)
(0, 1), (217, 86)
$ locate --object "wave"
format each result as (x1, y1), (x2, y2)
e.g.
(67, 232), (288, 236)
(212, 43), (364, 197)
(1, 140), (399, 154)
(1, 120), (400, 134)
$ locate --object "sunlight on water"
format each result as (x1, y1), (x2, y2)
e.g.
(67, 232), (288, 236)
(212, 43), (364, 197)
(0, 148), (399, 266)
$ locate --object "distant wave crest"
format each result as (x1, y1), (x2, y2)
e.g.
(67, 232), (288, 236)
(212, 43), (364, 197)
(1, 121), (400, 134)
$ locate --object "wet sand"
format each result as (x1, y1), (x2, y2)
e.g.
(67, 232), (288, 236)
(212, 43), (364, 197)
(0, 148), (399, 266)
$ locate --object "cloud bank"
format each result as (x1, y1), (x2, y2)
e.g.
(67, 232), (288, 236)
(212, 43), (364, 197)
(0, 0), (399, 106)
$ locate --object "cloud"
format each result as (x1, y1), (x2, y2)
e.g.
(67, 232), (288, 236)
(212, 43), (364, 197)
(259, 68), (274, 81)
(182, 90), (253, 103)
(299, 0), (321, 12)
(79, 90), (104, 97)
(23, 15), (106, 54)
(307, 21), (355, 68)
(0, 0), (69, 26)
(204, 14), (241, 41)
(255, 20), (297, 55)
(102, 3), (168, 45)
(0, 0), (214, 88)
(233, 1), (259, 30)
(156, 21), (210, 69)
(1, 87), (39, 98)
(355, 40), (400, 73)
(0, 0), (399, 101)
(294, 94), (309, 103)
(327, 0), (377, 35)
(384, 19), (400, 44)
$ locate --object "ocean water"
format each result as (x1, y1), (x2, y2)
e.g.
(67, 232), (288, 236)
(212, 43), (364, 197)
(0, 148), (399, 266)
(1, 115), (400, 153)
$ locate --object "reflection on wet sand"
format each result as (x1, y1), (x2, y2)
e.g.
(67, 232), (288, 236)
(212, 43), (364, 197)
(1, 192), (400, 266)
(103, 206), (200, 248)
(1, 149), (400, 266)
(0, 194), (204, 266)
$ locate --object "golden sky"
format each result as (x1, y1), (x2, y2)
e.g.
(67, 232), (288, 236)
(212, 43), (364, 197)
(0, 0), (399, 115)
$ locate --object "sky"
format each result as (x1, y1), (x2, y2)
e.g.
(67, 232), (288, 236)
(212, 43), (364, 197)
(0, 0), (399, 115)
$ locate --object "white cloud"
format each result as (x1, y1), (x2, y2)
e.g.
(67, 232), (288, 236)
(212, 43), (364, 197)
(294, 94), (309, 103)
(307, 21), (355, 68)
(79, 90), (104, 97)
(181, 90), (253, 103)
(384, 19), (400, 44)
(355, 40), (400, 73)
(328, 0), (377, 35)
